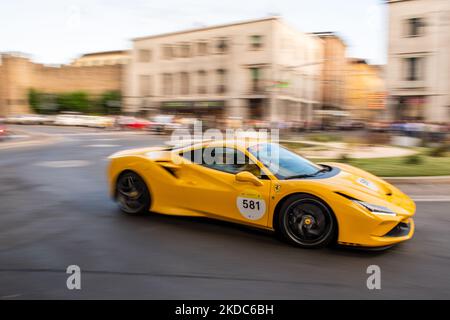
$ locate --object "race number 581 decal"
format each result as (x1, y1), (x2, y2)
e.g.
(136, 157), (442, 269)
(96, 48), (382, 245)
(236, 190), (266, 220)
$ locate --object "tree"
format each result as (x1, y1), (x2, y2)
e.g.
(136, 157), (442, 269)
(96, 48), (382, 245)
(56, 91), (90, 113)
(98, 90), (122, 115)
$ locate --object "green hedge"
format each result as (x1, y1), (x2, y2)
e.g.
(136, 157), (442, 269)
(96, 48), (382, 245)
(28, 89), (121, 115)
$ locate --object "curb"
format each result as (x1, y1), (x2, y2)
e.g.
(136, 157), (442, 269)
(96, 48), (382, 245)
(384, 176), (450, 184)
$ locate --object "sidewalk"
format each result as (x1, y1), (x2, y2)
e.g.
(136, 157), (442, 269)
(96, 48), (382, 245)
(280, 138), (417, 159)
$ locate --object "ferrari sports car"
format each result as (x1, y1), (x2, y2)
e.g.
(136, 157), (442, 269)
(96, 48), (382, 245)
(107, 139), (415, 249)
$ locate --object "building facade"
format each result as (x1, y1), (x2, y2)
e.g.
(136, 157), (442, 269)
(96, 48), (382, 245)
(386, 0), (450, 122)
(344, 59), (386, 120)
(71, 50), (130, 67)
(125, 17), (323, 123)
(313, 32), (347, 112)
(0, 53), (124, 116)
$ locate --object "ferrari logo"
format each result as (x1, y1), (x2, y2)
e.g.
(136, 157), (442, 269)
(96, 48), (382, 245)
(274, 184), (281, 193)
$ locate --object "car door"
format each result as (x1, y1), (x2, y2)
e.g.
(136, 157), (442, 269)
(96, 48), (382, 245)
(177, 146), (273, 227)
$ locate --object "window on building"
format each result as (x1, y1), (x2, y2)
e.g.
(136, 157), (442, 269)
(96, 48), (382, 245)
(139, 75), (151, 96)
(162, 73), (173, 95)
(216, 37), (229, 54)
(216, 69), (227, 94)
(406, 17), (425, 37)
(138, 49), (152, 62)
(404, 57), (423, 81)
(197, 41), (208, 55)
(249, 35), (263, 50)
(180, 72), (190, 95)
(162, 45), (174, 59)
(197, 70), (207, 94)
(250, 67), (263, 92)
(179, 43), (191, 58)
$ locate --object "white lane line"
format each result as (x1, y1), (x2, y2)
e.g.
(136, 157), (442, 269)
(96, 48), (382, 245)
(1, 294), (22, 299)
(6, 135), (29, 139)
(90, 138), (121, 142)
(35, 160), (91, 168)
(411, 196), (450, 202)
(84, 144), (120, 148)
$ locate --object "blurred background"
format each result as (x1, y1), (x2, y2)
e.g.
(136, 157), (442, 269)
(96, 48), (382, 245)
(1, 0), (449, 176)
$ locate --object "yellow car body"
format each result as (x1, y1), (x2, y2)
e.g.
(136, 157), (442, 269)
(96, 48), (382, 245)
(107, 139), (415, 248)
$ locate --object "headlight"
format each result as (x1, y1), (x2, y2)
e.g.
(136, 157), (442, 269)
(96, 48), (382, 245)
(353, 200), (396, 216)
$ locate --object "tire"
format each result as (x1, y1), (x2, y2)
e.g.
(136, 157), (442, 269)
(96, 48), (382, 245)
(115, 171), (150, 215)
(277, 194), (336, 249)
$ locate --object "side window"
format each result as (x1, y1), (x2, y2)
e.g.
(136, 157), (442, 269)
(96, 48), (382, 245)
(181, 147), (263, 177)
(180, 148), (203, 164)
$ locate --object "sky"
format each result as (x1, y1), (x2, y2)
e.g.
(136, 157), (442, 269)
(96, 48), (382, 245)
(0, 0), (387, 65)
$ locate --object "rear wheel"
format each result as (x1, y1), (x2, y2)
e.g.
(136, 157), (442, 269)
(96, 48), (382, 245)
(116, 171), (150, 214)
(278, 194), (336, 248)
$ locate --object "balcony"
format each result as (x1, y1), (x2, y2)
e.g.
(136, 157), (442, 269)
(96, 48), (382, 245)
(394, 79), (426, 90)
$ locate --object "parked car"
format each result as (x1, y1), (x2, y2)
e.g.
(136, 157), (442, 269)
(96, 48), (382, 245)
(0, 125), (7, 141)
(54, 114), (86, 126)
(149, 115), (183, 134)
(5, 114), (52, 125)
(116, 116), (151, 130)
(81, 115), (114, 128)
(336, 119), (365, 131)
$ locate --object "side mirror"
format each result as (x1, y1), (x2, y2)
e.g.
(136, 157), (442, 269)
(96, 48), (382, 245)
(235, 171), (263, 186)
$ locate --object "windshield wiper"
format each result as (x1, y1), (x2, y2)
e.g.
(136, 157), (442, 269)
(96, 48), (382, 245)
(285, 166), (330, 180)
(285, 174), (317, 179)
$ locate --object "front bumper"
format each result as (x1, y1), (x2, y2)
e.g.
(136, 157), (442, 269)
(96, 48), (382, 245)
(369, 218), (415, 246)
(337, 217), (415, 248)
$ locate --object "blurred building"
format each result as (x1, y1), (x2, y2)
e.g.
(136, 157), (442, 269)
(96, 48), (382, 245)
(345, 58), (386, 120)
(313, 32), (347, 111)
(386, 0), (450, 122)
(0, 52), (124, 116)
(125, 16), (323, 123)
(71, 50), (130, 67)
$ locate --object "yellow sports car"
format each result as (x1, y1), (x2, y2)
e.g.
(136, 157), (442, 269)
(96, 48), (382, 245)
(107, 139), (415, 249)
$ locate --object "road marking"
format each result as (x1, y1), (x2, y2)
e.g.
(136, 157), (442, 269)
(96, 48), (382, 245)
(1, 294), (22, 299)
(35, 160), (91, 168)
(6, 135), (29, 139)
(90, 138), (121, 142)
(411, 196), (450, 202)
(84, 144), (120, 148)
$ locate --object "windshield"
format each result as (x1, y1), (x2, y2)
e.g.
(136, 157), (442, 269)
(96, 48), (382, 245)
(248, 143), (322, 179)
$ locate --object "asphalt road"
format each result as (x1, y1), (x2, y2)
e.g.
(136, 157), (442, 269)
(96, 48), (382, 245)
(0, 125), (449, 299)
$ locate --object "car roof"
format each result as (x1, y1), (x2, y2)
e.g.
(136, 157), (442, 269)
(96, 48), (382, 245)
(170, 138), (272, 151)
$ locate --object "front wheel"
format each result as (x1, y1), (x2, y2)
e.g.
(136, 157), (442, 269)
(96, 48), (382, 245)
(116, 171), (150, 214)
(278, 194), (336, 248)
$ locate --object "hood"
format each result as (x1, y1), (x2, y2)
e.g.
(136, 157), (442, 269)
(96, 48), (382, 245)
(320, 162), (415, 216)
(322, 162), (392, 198)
